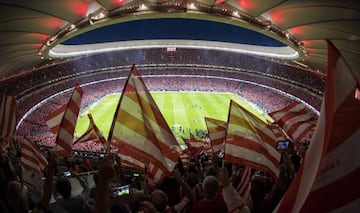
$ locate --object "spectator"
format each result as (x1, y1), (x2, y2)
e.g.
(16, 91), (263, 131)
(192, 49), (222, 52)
(191, 175), (227, 213)
(219, 167), (250, 213)
(53, 173), (92, 213)
(247, 175), (272, 213)
(149, 189), (169, 212)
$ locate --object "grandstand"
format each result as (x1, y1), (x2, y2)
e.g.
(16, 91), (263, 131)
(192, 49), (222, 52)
(6, 49), (322, 151)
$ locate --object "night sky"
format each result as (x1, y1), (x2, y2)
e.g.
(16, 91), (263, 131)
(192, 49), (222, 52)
(64, 18), (285, 47)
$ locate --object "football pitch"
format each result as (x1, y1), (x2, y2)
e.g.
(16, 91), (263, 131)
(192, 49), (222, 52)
(74, 92), (270, 142)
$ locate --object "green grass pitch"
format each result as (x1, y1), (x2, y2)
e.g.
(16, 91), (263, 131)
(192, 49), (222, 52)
(74, 92), (271, 143)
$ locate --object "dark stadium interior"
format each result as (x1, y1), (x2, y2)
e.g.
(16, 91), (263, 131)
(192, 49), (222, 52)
(1, 1), (359, 212)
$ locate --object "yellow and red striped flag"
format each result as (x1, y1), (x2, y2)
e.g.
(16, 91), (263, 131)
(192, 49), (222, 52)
(205, 117), (226, 154)
(0, 95), (17, 140)
(224, 100), (281, 181)
(46, 85), (83, 156)
(275, 41), (360, 212)
(108, 65), (180, 184)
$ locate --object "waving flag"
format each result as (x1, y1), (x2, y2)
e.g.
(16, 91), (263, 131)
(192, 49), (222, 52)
(108, 65), (180, 184)
(275, 42), (360, 212)
(48, 85), (83, 156)
(45, 105), (66, 134)
(269, 101), (317, 144)
(73, 114), (109, 152)
(179, 151), (191, 168)
(268, 123), (287, 142)
(182, 133), (205, 156)
(236, 167), (252, 201)
(21, 138), (48, 175)
(224, 100), (281, 180)
(0, 95), (17, 139)
(205, 117), (226, 154)
(73, 123), (96, 145)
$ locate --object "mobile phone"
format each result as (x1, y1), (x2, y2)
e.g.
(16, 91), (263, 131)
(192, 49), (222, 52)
(276, 140), (291, 150)
(112, 185), (130, 197)
(63, 171), (71, 177)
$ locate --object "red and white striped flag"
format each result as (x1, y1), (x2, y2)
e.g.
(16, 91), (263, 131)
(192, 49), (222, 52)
(179, 151), (191, 168)
(0, 95), (17, 139)
(73, 128), (96, 145)
(144, 164), (157, 190)
(73, 121), (96, 145)
(21, 138), (48, 175)
(275, 41), (360, 212)
(268, 123), (287, 142)
(236, 167), (252, 201)
(269, 101), (317, 144)
(183, 133), (205, 156)
(205, 117), (226, 154)
(114, 151), (145, 171)
(108, 65), (180, 184)
(47, 85), (83, 156)
(73, 114), (109, 151)
(45, 105), (66, 134)
(224, 100), (281, 181)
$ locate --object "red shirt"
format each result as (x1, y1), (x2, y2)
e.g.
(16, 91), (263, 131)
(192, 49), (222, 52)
(191, 193), (228, 213)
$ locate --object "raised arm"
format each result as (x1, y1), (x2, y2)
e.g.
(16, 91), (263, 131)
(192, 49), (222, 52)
(219, 167), (250, 213)
(39, 153), (57, 210)
(94, 155), (115, 213)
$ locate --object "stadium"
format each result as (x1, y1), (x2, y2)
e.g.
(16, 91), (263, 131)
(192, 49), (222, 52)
(0, 1), (359, 213)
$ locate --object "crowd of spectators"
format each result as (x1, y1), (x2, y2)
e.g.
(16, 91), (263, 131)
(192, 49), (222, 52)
(12, 63), (322, 119)
(16, 73), (319, 151)
(1, 48), (324, 98)
(1, 135), (303, 213)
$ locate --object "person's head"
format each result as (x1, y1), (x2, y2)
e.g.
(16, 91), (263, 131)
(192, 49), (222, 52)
(111, 203), (131, 213)
(202, 175), (219, 200)
(138, 201), (157, 213)
(205, 166), (217, 177)
(186, 173), (200, 188)
(149, 190), (168, 212)
(250, 175), (267, 202)
(55, 177), (72, 199)
(159, 177), (180, 205)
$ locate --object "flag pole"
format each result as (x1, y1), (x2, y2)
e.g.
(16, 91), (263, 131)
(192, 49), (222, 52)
(108, 64), (136, 142)
(88, 113), (109, 153)
(222, 100), (233, 167)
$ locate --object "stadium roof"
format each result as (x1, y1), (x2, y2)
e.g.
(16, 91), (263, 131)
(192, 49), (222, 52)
(1, 0), (359, 80)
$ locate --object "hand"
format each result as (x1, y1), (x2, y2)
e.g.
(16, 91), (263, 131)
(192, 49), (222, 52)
(138, 201), (157, 213)
(98, 155), (115, 182)
(115, 155), (122, 167)
(171, 169), (182, 182)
